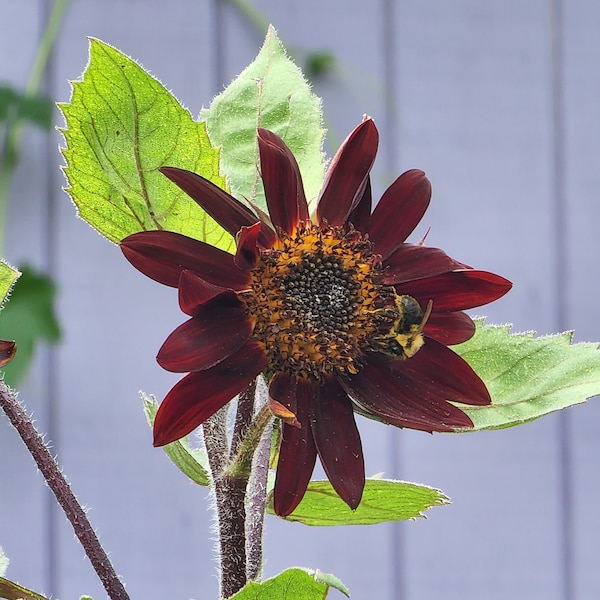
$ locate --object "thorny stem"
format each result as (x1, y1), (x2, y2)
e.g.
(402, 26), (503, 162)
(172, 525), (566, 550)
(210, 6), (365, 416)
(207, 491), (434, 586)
(0, 381), (130, 600)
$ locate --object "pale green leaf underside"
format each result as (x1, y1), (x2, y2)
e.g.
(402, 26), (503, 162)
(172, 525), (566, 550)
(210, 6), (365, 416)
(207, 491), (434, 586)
(453, 319), (600, 431)
(0, 261), (19, 309)
(230, 568), (347, 600)
(60, 39), (233, 251)
(203, 25), (326, 213)
(141, 393), (210, 486)
(268, 478), (448, 526)
(0, 546), (8, 578)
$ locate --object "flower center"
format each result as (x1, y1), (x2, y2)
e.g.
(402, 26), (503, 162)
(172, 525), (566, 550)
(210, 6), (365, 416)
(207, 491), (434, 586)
(244, 221), (415, 381)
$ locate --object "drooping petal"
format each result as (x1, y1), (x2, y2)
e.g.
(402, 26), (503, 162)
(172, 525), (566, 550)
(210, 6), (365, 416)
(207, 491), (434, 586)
(424, 311), (476, 345)
(121, 230), (250, 290)
(368, 170), (431, 259)
(273, 378), (318, 517)
(234, 223), (262, 271)
(311, 378), (365, 510)
(178, 270), (230, 316)
(157, 292), (252, 372)
(153, 340), (267, 446)
(159, 166), (276, 248)
(317, 119), (379, 227)
(340, 349), (483, 432)
(346, 175), (372, 233)
(398, 269), (512, 311)
(257, 128), (309, 234)
(0, 339), (16, 367)
(383, 245), (469, 285)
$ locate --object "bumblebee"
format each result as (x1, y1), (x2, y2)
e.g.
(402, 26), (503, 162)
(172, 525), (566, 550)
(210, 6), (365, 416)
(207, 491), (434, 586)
(373, 294), (433, 359)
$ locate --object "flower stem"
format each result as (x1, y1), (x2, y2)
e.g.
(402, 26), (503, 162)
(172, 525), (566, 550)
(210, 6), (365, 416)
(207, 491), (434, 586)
(245, 377), (271, 581)
(203, 405), (248, 598)
(0, 381), (129, 600)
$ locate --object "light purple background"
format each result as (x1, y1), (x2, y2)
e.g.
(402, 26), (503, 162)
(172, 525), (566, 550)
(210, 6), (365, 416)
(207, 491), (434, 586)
(1, 1), (599, 599)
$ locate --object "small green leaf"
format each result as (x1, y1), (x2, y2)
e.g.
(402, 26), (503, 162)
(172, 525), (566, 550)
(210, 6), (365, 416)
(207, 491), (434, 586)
(59, 39), (233, 250)
(0, 261), (20, 308)
(313, 571), (350, 598)
(0, 547), (8, 578)
(0, 85), (53, 129)
(0, 577), (49, 600)
(202, 25), (326, 213)
(0, 264), (60, 386)
(141, 393), (210, 486)
(229, 568), (346, 600)
(453, 320), (600, 431)
(267, 479), (448, 526)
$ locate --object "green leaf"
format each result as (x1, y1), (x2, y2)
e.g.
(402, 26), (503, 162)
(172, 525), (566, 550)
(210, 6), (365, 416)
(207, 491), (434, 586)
(267, 478), (448, 526)
(0, 261), (20, 308)
(229, 568), (347, 600)
(453, 319), (600, 431)
(202, 25), (326, 213)
(59, 39), (233, 251)
(0, 577), (49, 600)
(141, 393), (210, 486)
(0, 547), (8, 578)
(0, 85), (53, 130)
(0, 264), (60, 386)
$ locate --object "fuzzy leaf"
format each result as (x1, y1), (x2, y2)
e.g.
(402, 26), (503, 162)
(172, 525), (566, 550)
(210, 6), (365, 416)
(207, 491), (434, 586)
(0, 262), (20, 308)
(59, 39), (233, 251)
(202, 25), (326, 213)
(453, 320), (600, 431)
(0, 577), (49, 600)
(268, 478), (448, 526)
(229, 568), (347, 600)
(0, 547), (7, 578)
(141, 393), (210, 486)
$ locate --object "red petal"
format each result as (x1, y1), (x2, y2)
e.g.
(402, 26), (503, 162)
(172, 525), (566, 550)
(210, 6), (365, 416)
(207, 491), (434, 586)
(153, 340), (267, 446)
(160, 166), (276, 248)
(368, 170), (431, 259)
(399, 338), (490, 406)
(398, 270), (512, 311)
(234, 223), (261, 271)
(311, 378), (365, 510)
(317, 119), (378, 227)
(273, 379), (318, 516)
(346, 175), (372, 232)
(269, 371), (298, 417)
(384, 245), (469, 284)
(178, 270), (230, 316)
(258, 129), (309, 234)
(157, 292), (252, 372)
(121, 230), (250, 290)
(340, 350), (480, 432)
(424, 311), (476, 345)
(0, 340), (16, 367)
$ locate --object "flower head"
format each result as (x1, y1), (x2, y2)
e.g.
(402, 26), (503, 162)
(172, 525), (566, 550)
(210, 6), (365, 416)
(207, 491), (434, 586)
(121, 118), (511, 516)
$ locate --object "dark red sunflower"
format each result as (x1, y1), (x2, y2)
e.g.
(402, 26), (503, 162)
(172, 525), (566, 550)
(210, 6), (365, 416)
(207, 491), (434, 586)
(121, 118), (511, 517)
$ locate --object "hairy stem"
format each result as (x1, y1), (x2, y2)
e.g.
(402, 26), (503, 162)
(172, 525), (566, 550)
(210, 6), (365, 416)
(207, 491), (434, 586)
(245, 376), (271, 581)
(0, 381), (129, 600)
(203, 404), (248, 598)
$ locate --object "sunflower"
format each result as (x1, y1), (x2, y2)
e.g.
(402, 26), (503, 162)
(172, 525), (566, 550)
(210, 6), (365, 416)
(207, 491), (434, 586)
(121, 118), (511, 516)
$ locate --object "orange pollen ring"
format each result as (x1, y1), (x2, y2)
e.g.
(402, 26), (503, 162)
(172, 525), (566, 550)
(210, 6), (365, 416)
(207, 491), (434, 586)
(241, 221), (395, 381)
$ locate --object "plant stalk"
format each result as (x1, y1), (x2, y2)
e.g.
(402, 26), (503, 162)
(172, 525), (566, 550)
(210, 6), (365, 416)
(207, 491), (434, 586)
(0, 381), (130, 600)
